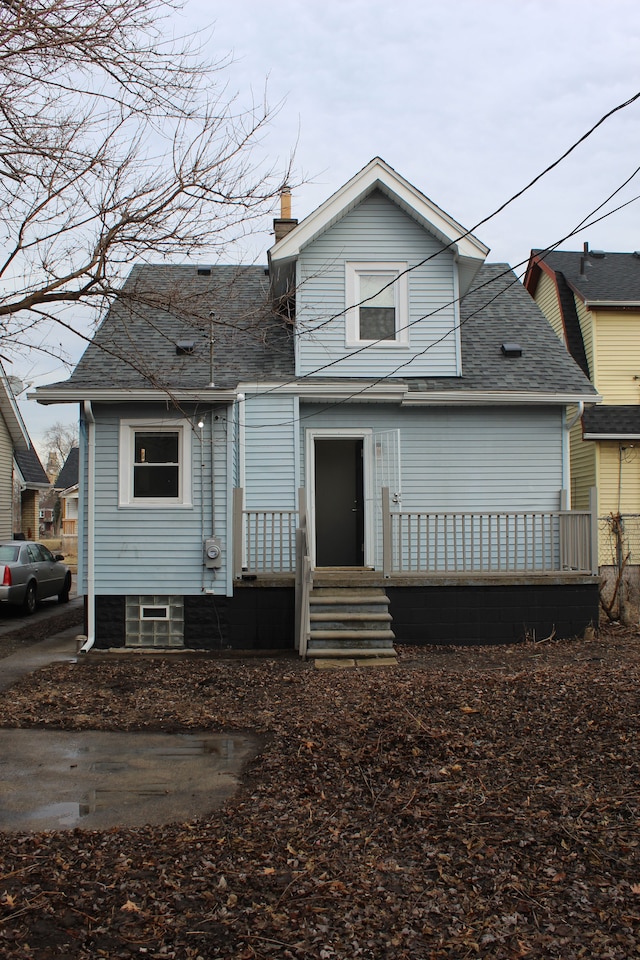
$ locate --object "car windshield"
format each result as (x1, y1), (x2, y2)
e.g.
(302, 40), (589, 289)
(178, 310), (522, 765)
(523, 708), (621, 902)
(0, 545), (19, 562)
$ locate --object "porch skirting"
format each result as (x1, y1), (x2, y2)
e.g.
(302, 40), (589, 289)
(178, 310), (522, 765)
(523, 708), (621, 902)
(92, 576), (598, 650)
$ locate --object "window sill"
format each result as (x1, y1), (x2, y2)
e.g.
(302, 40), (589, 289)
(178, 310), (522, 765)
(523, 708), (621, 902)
(118, 501), (194, 509)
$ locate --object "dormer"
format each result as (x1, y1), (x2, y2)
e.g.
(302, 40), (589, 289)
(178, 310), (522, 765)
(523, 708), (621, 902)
(268, 158), (488, 380)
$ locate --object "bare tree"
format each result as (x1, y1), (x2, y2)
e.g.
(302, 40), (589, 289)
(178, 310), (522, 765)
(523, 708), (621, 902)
(42, 421), (79, 470)
(0, 0), (290, 366)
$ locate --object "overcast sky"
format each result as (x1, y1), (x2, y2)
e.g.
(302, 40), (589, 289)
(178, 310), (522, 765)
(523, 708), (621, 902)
(17, 0), (640, 450)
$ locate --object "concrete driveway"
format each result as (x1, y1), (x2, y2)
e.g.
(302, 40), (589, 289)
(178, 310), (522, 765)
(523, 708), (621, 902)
(0, 618), (260, 833)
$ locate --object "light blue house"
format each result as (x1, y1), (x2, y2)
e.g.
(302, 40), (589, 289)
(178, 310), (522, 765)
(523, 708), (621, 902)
(37, 159), (601, 654)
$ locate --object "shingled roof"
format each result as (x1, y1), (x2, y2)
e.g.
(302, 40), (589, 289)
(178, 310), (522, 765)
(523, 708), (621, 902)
(407, 263), (597, 395)
(14, 447), (49, 488)
(62, 264), (294, 391)
(532, 249), (640, 304)
(583, 405), (640, 439)
(39, 261), (597, 400)
(55, 447), (79, 490)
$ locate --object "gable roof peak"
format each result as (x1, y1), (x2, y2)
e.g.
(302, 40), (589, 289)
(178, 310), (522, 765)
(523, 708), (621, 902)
(269, 158), (489, 295)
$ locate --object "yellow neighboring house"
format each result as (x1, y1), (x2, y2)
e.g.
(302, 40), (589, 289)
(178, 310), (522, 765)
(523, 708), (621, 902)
(525, 245), (640, 613)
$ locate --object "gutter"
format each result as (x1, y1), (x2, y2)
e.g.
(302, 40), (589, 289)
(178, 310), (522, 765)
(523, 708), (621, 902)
(79, 401), (95, 653)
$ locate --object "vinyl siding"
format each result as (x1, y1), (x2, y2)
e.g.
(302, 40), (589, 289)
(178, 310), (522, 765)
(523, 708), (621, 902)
(569, 418), (596, 510)
(593, 308), (640, 402)
(534, 271), (565, 344)
(296, 190), (459, 379)
(575, 298), (594, 381)
(0, 416), (12, 540)
(90, 402), (228, 595)
(243, 394), (298, 509)
(598, 440), (640, 516)
(300, 403), (564, 511)
(597, 440), (640, 563)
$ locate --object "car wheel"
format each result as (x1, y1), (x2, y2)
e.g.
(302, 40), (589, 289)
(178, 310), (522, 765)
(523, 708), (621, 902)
(23, 582), (37, 616)
(58, 574), (71, 604)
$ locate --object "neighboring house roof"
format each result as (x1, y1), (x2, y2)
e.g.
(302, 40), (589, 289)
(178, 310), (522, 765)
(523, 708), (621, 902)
(527, 248), (640, 306)
(269, 157), (489, 297)
(14, 446), (50, 489)
(0, 361), (30, 450)
(583, 405), (640, 439)
(35, 262), (598, 403)
(55, 447), (79, 490)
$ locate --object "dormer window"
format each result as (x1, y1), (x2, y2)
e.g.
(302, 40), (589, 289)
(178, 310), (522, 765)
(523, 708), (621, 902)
(346, 262), (409, 347)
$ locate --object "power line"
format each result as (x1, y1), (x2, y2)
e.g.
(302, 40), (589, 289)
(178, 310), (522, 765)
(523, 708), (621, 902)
(242, 184), (640, 429)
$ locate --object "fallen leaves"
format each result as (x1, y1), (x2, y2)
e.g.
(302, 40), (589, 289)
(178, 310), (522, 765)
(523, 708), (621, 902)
(0, 624), (639, 958)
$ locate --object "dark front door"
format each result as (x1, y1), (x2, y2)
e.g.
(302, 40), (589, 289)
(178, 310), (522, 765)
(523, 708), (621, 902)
(314, 438), (364, 566)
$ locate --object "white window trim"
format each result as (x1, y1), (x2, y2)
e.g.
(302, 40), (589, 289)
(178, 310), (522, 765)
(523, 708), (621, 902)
(119, 418), (192, 508)
(345, 261), (409, 348)
(139, 604), (169, 621)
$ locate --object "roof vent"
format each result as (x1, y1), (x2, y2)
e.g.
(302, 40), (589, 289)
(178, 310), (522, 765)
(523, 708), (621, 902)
(197, 266), (212, 276)
(501, 342), (522, 358)
(589, 250), (605, 259)
(633, 251), (640, 259)
(176, 340), (195, 356)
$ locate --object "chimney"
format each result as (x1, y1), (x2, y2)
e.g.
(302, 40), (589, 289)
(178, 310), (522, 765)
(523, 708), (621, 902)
(273, 187), (298, 243)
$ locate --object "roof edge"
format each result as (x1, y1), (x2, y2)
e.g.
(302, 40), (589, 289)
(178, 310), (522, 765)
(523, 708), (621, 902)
(269, 158), (489, 270)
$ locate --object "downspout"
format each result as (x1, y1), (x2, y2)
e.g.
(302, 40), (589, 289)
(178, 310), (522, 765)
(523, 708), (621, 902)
(79, 400), (95, 653)
(563, 401), (584, 509)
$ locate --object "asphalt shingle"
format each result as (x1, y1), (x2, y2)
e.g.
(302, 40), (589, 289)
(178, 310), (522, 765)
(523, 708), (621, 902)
(45, 262), (596, 398)
(583, 405), (640, 438)
(535, 249), (640, 303)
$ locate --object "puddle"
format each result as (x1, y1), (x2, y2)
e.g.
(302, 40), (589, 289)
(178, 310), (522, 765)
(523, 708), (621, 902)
(0, 730), (259, 832)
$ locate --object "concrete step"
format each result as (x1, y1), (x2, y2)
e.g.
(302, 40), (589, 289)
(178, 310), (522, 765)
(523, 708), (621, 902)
(306, 585), (395, 659)
(310, 614), (393, 631)
(309, 647), (398, 659)
(310, 591), (390, 605)
(309, 630), (396, 647)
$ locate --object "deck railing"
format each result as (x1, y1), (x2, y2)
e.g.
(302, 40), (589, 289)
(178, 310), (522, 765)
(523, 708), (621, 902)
(381, 488), (597, 577)
(232, 487), (598, 579)
(233, 488), (299, 578)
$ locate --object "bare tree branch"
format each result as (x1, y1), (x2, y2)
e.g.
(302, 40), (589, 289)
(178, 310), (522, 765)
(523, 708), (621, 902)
(0, 0), (291, 365)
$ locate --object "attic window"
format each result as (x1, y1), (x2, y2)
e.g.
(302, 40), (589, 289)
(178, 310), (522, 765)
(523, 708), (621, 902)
(197, 266), (212, 276)
(501, 342), (522, 358)
(176, 341), (195, 355)
(345, 262), (409, 347)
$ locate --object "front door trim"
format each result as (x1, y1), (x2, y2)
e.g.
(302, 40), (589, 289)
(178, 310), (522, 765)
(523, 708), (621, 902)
(305, 427), (374, 568)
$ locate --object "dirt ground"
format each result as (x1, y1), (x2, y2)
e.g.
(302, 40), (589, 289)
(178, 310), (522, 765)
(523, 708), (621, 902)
(0, 623), (639, 958)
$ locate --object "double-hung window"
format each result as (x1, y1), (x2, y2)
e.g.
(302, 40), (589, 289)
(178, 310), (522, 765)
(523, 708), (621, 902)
(346, 261), (409, 347)
(119, 419), (192, 507)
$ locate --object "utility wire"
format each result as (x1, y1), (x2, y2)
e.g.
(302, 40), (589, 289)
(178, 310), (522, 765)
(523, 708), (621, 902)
(244, 184), (640, 429)
(280, 89), (640, 343)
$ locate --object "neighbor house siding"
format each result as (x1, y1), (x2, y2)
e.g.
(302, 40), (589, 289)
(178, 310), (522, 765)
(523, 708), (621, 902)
(296, 190), (459, 379)
(594, 310), (640, 403)
(575, 298), (594, 379)
(90, 403), (226, 595)
(596, 440), (640, 565)
(534, 271), (565, 344)
(0, 416), (12, 541)
(300, 403), (565, 511)
(570, 419), (596, 511)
